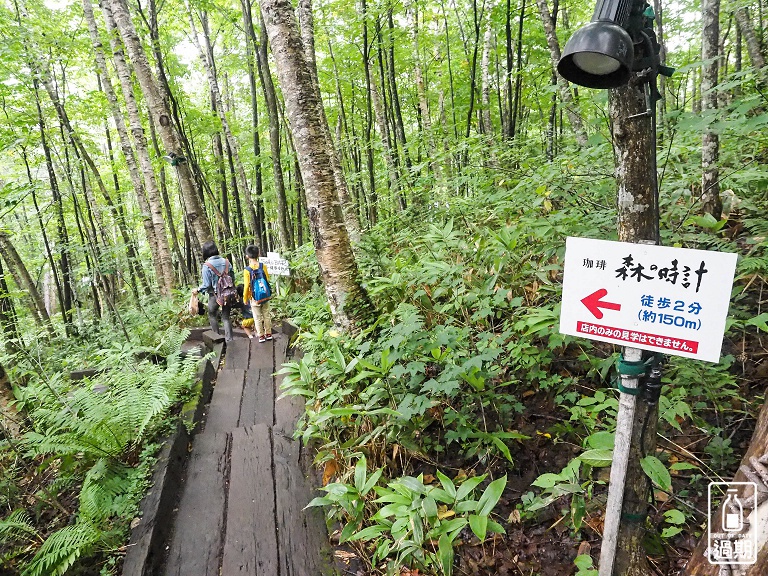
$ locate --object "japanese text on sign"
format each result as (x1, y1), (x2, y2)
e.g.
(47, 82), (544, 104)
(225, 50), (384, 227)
(560, 238), (737, 363)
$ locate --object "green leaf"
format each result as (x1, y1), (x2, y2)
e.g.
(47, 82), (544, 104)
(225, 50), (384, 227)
(477, 476), (507, 517)
(455, 475), (486, 500)
(640, 456), (672, 491)
(578, 449), (613, 467)
(362, 468), (383, 495)
(437, 533), (454, 576)
(398, 475), (427, 495)
(571, 494), (586, 531)
(669, 462), (698, 472)
(422, 496), (438, 519)
(664, 509), (686, 525)
(469, 513), (488, 541)
(349, 524), (388, 541)
(354, 456), (367, 493)
(574, 554), (594, 569)
(661, 526), (683, 538)
(531, 473), (562, 489)
(585, 431), (615, 450)
(339, 521), (357, 543)
(746, 313), (768, 332)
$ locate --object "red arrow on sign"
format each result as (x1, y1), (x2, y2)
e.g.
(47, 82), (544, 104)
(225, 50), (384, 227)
(581, 288), (622, 319)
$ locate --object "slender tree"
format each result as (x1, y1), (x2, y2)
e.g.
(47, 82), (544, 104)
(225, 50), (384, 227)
(0, 232), (54, 336)
(535, 0), (588, 146)
(107, 0), (213, 247)
(701, 0), (722, 218)
(297, 0), (361, 242)
(259, 0), (375, 332)
(83, 0), (175, 295)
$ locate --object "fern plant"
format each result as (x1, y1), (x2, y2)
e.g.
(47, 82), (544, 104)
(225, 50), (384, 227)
(5, 323), (199, 576)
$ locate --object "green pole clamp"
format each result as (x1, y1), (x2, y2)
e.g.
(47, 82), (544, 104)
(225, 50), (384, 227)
(614, 353), (663, 396)
(621, 511), (648, 523)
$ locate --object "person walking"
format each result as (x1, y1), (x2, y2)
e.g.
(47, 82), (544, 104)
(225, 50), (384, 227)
(242, 244), (273, 343)
(192, 241), (236, 341)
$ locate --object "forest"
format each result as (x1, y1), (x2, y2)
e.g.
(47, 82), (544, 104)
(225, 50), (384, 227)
(0, 0), (767, 573)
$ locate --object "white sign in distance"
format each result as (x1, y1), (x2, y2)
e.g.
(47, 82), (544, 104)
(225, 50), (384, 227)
(559, 237), (737, 363)
(259, 253), (290, 276)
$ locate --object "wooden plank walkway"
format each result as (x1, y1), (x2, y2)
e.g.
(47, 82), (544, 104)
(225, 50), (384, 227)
(164, 333), (329, 575)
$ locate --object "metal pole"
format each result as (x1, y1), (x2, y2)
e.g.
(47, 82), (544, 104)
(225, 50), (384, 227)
(598, 346), (642, 576)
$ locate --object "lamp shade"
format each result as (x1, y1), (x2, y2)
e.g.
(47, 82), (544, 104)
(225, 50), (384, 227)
(557, 21), (634, 88)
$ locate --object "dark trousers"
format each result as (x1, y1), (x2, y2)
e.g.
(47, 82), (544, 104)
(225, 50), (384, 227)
(207, 293), (233, 341)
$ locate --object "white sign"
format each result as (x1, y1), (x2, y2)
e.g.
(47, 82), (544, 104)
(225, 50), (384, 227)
(559, 237), (737, 362)
(259, 253), (290, 276)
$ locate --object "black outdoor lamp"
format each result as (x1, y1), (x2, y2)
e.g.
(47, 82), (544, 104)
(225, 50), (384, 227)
(558, 0), (637, 88)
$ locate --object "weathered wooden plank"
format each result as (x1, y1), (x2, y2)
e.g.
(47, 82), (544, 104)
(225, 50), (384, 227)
(205, 369), (245, 434)
(203, 330), (225, 348)
(122, 422), (190, 576)
(225, 337), (251, 370)
(187, 326), (209, 341)
(164, 432), (230, 576)
(248, 336), (274, 369)
(221, 424), (279, 576)
(239, 368), (274, 427)
(273, 433), (329, 576)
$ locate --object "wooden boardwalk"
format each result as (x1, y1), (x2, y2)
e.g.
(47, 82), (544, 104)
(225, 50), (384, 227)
(163, 332), (329, 576)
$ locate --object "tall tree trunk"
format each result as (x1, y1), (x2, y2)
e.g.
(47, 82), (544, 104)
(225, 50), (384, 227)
(608, 79), (660, 576)
(701, 0), (722, 219)
(297, 0), (362, 242)
(0, 232), (55, 335)
(251, 10), (293, 251)
(259, 0), (375, 333)
(39, 67), (146, 301)
(187, 4), (259, 241)
(510, 0), (526, 140)
(534, 0), (588, 147)
(387, 8), (413, 181)
(411, 1), (440, 172)
(84, 0), (175, 295)
(480, 0), (496, 136)
(465, 0), (483, 137)
(242, 0), (268, 249)
(734, 7), (767, 70)
(0, 257), (21, 355)
(361, 0), (378, 224)
(107, 0), (213, 247)
(22, 150), (67, 328)
(146, 113), (191, 284)
(31, 79), (74, 332)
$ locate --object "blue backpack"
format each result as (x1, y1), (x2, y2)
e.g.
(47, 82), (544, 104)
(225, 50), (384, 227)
(247, 263), (272, 304)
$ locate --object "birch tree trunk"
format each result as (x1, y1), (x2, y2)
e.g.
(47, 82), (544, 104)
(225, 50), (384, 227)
(480, 0), (495, 136)
(83, 0), (174, 295)
(242, 0), (268, 250)
(701, 0), (722, 219)
(734, 7), (766, 71)
(259, 0), (375, 333)
(534, 0), (588, 147)
(297, 0), (361, 242)
(411, 2), (440, 171)
(250, 11), (293, 251)
(107, 0), (213, 247)
(31, 80), (74, 330)
(186, 3), (260, 241)
(0, 232), (55, 335)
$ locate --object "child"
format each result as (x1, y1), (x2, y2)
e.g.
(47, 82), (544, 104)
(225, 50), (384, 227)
(236, 284), (256, 339)
(243, 245), (273, 343)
